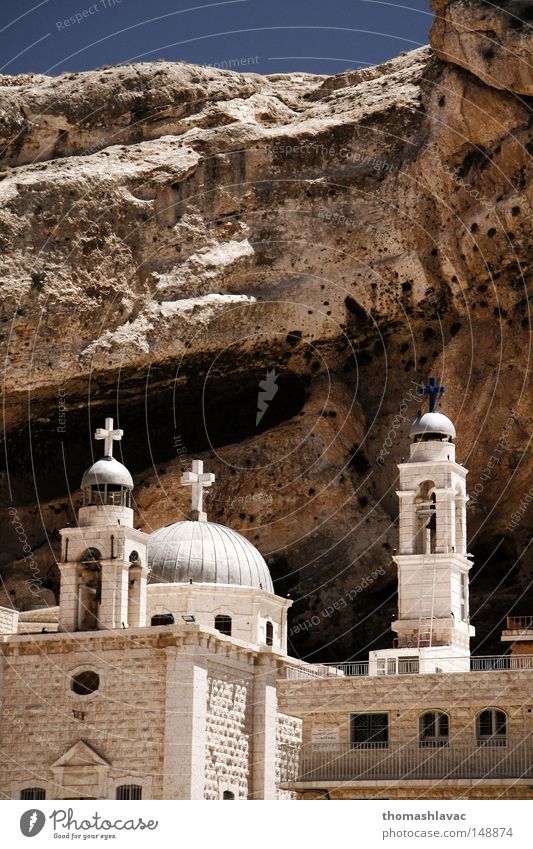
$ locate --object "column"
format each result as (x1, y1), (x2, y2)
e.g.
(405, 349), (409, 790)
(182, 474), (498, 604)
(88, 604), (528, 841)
(99, 560), (129, 629)
(397, 490), (416, 554)
(250, 654), (278, 800)
(162, 648), (208, 799)
(435, 489), (455, 554)
(455, 495), (467, 555)
(127, 565), (147, 627)
(58, 563), (78, 632)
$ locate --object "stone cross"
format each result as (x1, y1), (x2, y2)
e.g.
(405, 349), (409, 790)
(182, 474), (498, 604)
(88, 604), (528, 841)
(181, 459), (215, 520)
(420, 377), (445, 413)
(95, 417), (123, 458)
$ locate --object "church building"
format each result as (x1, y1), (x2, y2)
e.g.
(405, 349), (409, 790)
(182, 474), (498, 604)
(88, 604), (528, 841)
(0, 381), (531, 800)
(0, 418), (302, 800)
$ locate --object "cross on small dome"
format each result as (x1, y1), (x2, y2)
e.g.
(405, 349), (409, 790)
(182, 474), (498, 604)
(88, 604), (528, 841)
(95, 417), (123, 458)
(181, 459), (215, 521)
(419, 377), (445, 413)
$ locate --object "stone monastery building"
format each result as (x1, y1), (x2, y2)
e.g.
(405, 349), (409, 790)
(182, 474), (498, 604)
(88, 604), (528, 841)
(1, 381), (532, 800)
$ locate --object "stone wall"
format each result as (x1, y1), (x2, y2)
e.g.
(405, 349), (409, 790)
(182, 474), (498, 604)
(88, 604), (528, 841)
(279, 670), (533, 743)
(0, 632), (167, 799)
(0, 606), (18, 635)
(279, 669), (533, 750)
(204, 662), (253, 800)
(275, 712), (302, 800)
(279, 669), (533, 799)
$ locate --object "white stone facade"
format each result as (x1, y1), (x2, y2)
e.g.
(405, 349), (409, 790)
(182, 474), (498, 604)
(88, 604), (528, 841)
(0, 625), (302, 800)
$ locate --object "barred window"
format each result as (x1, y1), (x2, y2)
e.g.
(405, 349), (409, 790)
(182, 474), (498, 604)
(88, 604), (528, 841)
(116, 784), (142, 800)
(419, 711), (449, 747)
(476, 709), (507, 746)
(350, 713), (389, 748)
(20, 788), (46, 800)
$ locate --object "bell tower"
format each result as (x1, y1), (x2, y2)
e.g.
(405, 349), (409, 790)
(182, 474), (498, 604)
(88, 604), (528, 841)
(370, 378), (475, 675)
(58, 418), (149, 633)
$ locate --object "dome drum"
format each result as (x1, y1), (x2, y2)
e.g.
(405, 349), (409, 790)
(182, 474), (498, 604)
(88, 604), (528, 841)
(81, 457), (134, 509)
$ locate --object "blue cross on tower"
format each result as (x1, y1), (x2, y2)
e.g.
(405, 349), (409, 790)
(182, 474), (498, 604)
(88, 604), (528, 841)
(419, 377), (445, 413)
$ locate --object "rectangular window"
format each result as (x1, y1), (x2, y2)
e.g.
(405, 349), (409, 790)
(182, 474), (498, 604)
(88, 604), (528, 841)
(398, 656), (419, 674)
(376, 659), (386, 676)
(387, 658), (397, 675)
(350, 713), (389, 748)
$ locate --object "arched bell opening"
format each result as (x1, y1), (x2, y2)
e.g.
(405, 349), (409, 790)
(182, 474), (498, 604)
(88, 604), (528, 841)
(76, 549), (102, 631)
(414, 481), (437, 555)
(127, 551), (143, 627)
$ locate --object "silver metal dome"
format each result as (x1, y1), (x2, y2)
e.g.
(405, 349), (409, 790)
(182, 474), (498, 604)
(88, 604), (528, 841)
(147, 520), (274, 592)
(410, 412), (456, 440)
(81, 456), (134, 489)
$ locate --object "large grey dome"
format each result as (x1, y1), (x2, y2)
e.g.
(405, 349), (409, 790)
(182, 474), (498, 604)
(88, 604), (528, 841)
(147, 521), (274, 592)
(410, 412), (456, 440)
(81, 456), (134, 489)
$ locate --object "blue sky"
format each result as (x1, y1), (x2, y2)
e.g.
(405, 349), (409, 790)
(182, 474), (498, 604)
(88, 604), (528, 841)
(0, 0), (433, 77)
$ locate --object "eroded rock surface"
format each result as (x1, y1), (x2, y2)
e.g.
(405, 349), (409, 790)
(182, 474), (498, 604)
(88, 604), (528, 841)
(1, 0), (532, 659)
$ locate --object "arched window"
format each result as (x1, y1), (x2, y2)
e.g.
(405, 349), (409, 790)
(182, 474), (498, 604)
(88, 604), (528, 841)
(71, 670), (100, 696)
(20, 787), (46, 800)
(419, 711), (449, 748)
(128, 554), (143, 627)
(414, 482), (437, 554)
(151, 613), (174, 626)
(266, 620), (274, 646)
(76, 550), (102, 631)
(116, 784), (142, 800)
(222, 790), (235, 800)
(215, 614), (232, 636)
(81, 548), (102, 563)
(476, 709), (507, 746)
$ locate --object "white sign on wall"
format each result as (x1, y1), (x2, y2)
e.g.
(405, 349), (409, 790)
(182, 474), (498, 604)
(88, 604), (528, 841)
(311, 727), (340, 752)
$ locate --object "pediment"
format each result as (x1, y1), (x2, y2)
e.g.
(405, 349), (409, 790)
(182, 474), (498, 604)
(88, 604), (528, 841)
(51, 740), (110, 769)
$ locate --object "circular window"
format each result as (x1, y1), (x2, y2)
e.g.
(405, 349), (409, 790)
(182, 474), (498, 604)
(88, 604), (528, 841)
(71, 670), (100, 696)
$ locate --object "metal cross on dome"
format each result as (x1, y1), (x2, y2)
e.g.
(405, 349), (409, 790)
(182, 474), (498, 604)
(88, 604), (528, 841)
(181, 459), (215, 517)
(95, 417), (123, 458)
(419, 377), (445, 413)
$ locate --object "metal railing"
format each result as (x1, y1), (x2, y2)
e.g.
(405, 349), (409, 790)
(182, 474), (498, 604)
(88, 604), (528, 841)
(292, 741), (533, 784)
(282, 655), (533, 680)
(506, 616), (533, 632)
(470, 655), (533, 671)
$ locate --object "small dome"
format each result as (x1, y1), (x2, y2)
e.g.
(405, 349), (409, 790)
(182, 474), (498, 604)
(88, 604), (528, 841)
(147, 520), (274, 592)
(410, 412), (456, 440)
(81, 456), (133, 489)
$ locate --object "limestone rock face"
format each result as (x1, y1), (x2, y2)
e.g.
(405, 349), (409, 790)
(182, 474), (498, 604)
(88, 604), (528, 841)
(1, 1), (532, 659)
(431, 0), (533, 95)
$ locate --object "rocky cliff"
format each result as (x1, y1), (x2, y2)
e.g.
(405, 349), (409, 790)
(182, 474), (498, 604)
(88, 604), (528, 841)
(1, 0), (532, 659)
